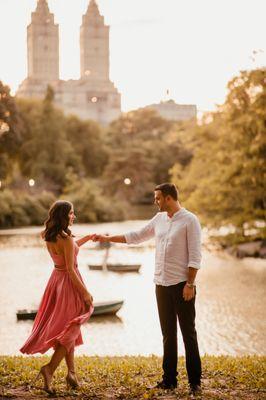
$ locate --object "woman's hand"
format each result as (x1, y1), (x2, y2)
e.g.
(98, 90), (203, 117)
(84, 292), (93, 308)
(90, 233), (100, 241)
(88, 234), (97, 241)
(93, 234), (110, 242)
(76, 234), (97, 247)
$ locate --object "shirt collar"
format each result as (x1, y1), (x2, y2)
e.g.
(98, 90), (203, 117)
(166, 207), (185, 221)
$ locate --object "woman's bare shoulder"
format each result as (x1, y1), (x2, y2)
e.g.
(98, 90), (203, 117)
(57, 235), (74, 248)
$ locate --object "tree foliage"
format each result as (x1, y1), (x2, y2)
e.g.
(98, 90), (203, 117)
(0, 81), (23, 179)
(62, 176), (125, 222)
(1, 69), (264, 235)
(65, 115), (107, 178)
(0, 189), (56, 227)
(104, 108), (190, 203)
(171, 68), (266, 236)
(17, 86), (77, 191)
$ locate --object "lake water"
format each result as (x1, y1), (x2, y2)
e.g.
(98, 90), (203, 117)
(0, 221), (265, 357)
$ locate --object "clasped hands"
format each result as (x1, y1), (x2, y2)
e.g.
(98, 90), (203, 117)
(89, 234), (110, 242)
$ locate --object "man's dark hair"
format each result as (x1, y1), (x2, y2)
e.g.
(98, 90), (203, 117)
(154, 183), (179, 201)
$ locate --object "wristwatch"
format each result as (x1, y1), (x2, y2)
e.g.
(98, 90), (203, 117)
(186, 282), (195, 288)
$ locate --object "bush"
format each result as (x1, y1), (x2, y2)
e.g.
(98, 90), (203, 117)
(0, 190), (56, 228)
(62, 179), (126, 223)
(0, 181), (126, 228)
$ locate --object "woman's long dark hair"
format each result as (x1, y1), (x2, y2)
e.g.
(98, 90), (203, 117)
(42, 200), (73, 242)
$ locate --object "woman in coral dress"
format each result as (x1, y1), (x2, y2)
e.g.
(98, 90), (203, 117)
(20, 200), (94, 393)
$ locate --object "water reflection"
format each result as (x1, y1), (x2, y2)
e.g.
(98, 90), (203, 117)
(0, 222), (265, 356)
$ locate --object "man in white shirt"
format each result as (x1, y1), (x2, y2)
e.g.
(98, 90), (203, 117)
(93, 183), (202, 395)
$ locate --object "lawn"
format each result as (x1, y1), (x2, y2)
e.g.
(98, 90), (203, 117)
(0, 355), (265, 399)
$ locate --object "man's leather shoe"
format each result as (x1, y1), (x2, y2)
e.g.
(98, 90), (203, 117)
(189, 384), (202, 396)
(154, 380), (177, 390)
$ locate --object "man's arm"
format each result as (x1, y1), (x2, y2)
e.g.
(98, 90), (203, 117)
(187, 216), (202, 270)
(183, 216), (202, 301)
(94, 234), (126, 243)
(124, 214), (157, 244)
(187, 267), (198, 285)
(94, 214), (158, 245)
(183, 267), (199, 301)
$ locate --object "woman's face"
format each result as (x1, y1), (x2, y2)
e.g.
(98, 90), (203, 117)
(68, 207), (76, 226)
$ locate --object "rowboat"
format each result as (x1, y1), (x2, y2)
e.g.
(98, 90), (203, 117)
(16, 300), (124, 320)
(92, 300), (124, 316)
(88, 263), (141, 272)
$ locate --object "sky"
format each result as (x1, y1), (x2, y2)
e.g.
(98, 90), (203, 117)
(0, 0), (265, 112)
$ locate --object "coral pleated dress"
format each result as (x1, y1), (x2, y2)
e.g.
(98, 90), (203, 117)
(20, 242), (94, 354)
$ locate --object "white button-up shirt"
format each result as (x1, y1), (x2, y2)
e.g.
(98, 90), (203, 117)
(125, 208), (202, 286)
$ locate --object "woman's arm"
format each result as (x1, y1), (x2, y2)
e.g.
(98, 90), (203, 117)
(63, 237), (93, 306)
(75, 234), (95, 247)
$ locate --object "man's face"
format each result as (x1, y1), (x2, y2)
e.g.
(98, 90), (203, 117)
(154, 190), (167, 211)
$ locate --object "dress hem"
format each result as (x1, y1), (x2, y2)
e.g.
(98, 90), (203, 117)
(20, 305), (94, 355)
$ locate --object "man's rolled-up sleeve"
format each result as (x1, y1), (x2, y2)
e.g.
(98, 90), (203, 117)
(187, 216), (202, 269)
(124, 214), (157, 244)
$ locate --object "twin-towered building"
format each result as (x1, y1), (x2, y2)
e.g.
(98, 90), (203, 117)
(17, 0), (197, 125)
(17, 0), (121, 125)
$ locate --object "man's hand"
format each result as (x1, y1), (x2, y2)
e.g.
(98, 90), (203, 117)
(183, 284), (195, 301)
(92, 234), (110, 242)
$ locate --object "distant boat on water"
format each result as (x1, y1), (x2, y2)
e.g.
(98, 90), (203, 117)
(17, 300), (124, 320)
(88, 263), (141, 272)
(90, 244), (141, 272)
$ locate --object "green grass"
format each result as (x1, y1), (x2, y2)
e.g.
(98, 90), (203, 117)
(0, 355), (265, 399)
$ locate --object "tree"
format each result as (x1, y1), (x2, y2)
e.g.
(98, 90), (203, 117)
(104, 108), (190, 203)
(62, 177), (125, 222)
(106, 108), (172, 147)
(171, 68), (266, 238)
(18, 86), (78, 192)
(0, 81), (23, 179)
(65, 115), (108, 178)
(103, 146), (155, 202)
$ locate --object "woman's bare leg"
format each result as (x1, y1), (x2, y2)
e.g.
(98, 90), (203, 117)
(39, 345), (67, 392)
(65, 349), (75, 373)
(65, 349), (79, 387)
(45, 344), (66, 380)
(47, 344), (67, 374)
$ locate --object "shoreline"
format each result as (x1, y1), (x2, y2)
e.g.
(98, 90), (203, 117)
(1, 224), (265, 261)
